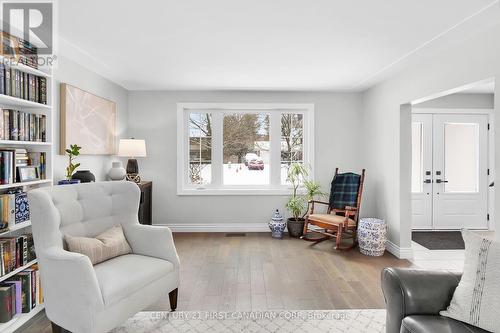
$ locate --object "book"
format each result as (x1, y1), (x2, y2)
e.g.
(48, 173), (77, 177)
(0, 285), (14, 322)
(0, 237), (16, 273)
(17, 235), (28, 267)
(25, 268), (36, 309)
(11, 271), (31, 312)
(20, 72), (24, 99)
(25, 234), (35, 262)
(31, 264), (42, 304)
(2, 280), (21, 314)
(4, 65), (10, 96)
(8, 109), (18, 140)
(10, 68), (15, 98)
(18, 111), (24, 141)
(0, 108), (3, 140)
(0, 63), (4, 95)
(0, 150), (14, 183)
(38, 77), (46, 104)
(0, 242), (4, 274)
(3, 110), (9, 141)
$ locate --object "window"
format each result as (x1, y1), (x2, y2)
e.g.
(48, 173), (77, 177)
(177, 103), (314, 195)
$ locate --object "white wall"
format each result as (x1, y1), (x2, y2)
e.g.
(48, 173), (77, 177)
(361, 22), (500, 257)
(127, 91), (363, 229)
(415, 93), (494, 109)
(52, 56), (129, 181)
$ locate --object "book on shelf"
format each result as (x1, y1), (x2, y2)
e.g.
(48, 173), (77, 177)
(17, 37), (39, 70)
(0, 284), (14, 322)
(0, 66), (47, 104)
(0, 233), (34, 277)
(2, 280), (21, 315)
(0, 149), (46, 185)
(0, 263), (42, 322)
(0, 150), (14, 184)
(0, 108), (46, 142)
(0, 194), (15, 230)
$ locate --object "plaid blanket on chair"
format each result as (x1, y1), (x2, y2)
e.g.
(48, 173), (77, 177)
(329, 172), (361, 210)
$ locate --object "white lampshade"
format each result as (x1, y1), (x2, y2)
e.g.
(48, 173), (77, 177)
(118, 139), (147, 157)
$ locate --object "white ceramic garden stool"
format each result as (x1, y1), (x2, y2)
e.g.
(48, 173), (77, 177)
(358, 218), (387, 256)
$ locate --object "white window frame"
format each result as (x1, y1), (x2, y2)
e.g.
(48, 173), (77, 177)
(177, 103), (315, 195)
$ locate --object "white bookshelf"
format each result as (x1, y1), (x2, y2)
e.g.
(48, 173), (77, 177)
(0, 56), (51, 79)
(0, 220), (31, 235)
(0, 259), (38, 283)
(0, 58), (52, 331)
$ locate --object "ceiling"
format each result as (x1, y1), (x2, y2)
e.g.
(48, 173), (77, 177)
(57, 0), (500, 91)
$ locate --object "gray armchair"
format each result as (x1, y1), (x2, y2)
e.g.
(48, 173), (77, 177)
(381, 268), (489, 333)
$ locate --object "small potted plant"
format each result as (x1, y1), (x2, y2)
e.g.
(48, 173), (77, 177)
(285, 163), (325, 237)
(58, 144), (82, 185)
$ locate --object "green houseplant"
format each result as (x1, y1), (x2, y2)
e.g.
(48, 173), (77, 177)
(285, 163), (325, 237)
(58, 144), (82, 185)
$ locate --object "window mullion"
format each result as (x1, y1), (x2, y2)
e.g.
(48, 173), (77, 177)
(211, 112), (223, 187)
(270, 111), (281, 187)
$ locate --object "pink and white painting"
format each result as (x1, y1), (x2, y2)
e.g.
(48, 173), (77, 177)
(60, 83), (116, 155)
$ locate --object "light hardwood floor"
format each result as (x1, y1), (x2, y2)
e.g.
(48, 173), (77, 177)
(18, 232), (412, 333)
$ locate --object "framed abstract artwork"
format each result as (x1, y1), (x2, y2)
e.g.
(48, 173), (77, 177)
(60, 83), (116, 155)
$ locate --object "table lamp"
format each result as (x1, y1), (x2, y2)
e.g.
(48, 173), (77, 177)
(118, 138), (147, 183)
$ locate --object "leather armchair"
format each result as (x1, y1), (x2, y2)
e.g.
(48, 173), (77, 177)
(381, 268), (489, 333)
(28, 182), (180, 333)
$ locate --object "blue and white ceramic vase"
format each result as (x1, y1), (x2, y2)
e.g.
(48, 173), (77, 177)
(268, 209), (286, 239)
(358, 218), (387, 256)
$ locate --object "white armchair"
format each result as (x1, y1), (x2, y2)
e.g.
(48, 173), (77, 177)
(28, 181), (180, 333)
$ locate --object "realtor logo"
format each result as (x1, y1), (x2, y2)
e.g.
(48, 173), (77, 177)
(2, 2), (53, 54)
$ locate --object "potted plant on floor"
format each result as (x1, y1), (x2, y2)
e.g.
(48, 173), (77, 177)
(285, 163), (325, 237)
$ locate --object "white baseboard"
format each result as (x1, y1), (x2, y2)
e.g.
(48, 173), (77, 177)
(157, 222), (270, 233)
(386, 240), (413, 259)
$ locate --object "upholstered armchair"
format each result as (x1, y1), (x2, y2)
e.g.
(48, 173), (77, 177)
(28, 182), (180, 333)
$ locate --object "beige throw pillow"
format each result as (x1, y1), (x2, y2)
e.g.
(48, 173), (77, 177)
(440, 230), (500, 332)
(65, 225), (132, 265)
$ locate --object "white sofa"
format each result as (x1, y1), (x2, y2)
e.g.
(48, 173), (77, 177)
(28, 181), (180, 333)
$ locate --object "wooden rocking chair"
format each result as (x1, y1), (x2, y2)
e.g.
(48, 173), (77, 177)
(302, 168), (365, 250)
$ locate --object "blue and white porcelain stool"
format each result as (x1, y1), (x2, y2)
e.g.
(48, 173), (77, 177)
(358, 218), (387, 256)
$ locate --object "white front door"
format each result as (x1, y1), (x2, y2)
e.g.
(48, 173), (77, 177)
(411, 113), (489, 230)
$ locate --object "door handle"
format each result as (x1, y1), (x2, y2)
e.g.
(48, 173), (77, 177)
(435, 179), (448, 184)
(423, 179), (432, 184)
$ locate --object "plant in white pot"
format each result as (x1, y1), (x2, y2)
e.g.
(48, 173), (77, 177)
(285, 163), (326, 237)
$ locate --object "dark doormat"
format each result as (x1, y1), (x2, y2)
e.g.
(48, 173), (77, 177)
(412, 231), (464, 250)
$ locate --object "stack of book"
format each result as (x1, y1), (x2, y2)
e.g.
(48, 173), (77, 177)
(0, 264), (42, 323)
(0, 108), (47, 142)
(0, 233), (35, 276)
(0, 64), (47, 104)
(0, 149), (46, 184)
(17, 38), (38, 69)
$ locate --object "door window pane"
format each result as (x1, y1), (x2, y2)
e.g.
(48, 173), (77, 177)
(223, 113), (270, 185)
(444, 123), (479, 192)
(188, 113), (212, 185)
(281, 113), (304, 184)
(411, 122), (423, 193)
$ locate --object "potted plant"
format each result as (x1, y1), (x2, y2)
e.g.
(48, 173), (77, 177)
(285, 163), (325, 237)
(58, 144), (82, 185)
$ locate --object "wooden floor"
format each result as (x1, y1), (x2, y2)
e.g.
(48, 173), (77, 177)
(18, 232), (412, 332)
